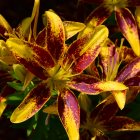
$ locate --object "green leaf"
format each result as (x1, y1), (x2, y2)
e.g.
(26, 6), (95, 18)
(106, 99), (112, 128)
(7, 82), (23, 91)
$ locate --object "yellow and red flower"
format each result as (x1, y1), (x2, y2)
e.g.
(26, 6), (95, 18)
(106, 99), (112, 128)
(2, 1), (109, 140)
(80, 94), (140, 140)
(80, 0), (140, 56)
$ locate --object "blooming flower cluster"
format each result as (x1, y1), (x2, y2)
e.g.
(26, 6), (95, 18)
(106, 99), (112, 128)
(0, 0), (140, 139)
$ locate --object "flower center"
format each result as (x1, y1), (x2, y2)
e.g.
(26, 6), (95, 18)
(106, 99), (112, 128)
(83, 117), (106, 138)
(104, 0), (128, 11)
(47, 64), (73, 91)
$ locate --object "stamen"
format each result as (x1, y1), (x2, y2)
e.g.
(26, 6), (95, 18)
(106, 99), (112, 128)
(4, 32), (16, 38)
(119, 38), (124, 56)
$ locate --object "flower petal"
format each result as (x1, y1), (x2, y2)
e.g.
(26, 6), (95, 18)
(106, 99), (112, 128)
(14, 57), (47, 80)
(10, 82), (51, 123)
(6, 38), (54, 79)
(112, 90), (127, 110)
(72, 44), (101, 73)
(25, 41), (55, 69)
(78, 94), (92, 112)
(13, 64), (27, 82)
(86, 61), (100, 78)
(71, 74), (99, 84)
(99, 39), (120, 80)
(68, 81), (128, 94)
(67, 25), (108, 60)
(63, 21), (85, 40)
(105, 116), (140, 131)
(36, 28), (46, 47)
(128, 0), (140, 6)
(135, 6), (140, 31)
(22, 71), (34, 91)
(0, 40), (16, 65)
(116, 57), (140, 82)
(115, 8), (140, 56)
(0, 97), (6, 117)
(90, 95), (118, 123)
(85, 5), (111, 27)
(58, 89), (80, 140)
(30, 0), (40, 39)
(17, 17), (32, 39)
(43, 102), (58, 115)
(17, 0), (40, 40)
(12, 64), (34, 91)
(0, 14), (12, 37)
(126, 87), (139, 103)
(0, 86), (15, 117)
(43, 10), (65, 61)
(119, 46), (137, 63)
(66, 25), (108, 73)
(124, 76), (140, 87)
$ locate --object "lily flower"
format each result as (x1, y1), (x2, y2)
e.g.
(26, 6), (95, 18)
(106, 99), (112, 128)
(79, 0), (140, 56)
(5, 2), (109, 139)
(0, 0), (41, 117)
(79, 94), (140, 140)
(69, 38), (140, 110)
(0, 0), (87, 130)
(72, 1), (140, 110)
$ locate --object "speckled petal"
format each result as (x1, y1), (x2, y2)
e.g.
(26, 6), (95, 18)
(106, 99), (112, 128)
(6, 38), (55, 79)
(65, 25), (108, 73)
(10, 82), (51, 123)
(105, 116), (140, 131)
(43, 11), (65, 61)
(67, 25), (108, 60)
(99, 39), (120, 80)
(124, 76), (140, 87)
(72, 45), (101, 73)
(25, 41), (55, 69)
(116, 57), (140, 82)
(68, 81), (128, 94)
(128, 0), (140, 6)
(85, 5), (111, 27)
(36, 28), (46, 47)
(71, 74), (99, 84)
(115, 8), (140, 56)
(58, 89), (80, 140)
(90, 95), (118, 123)
(119, 46), (137, 63)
